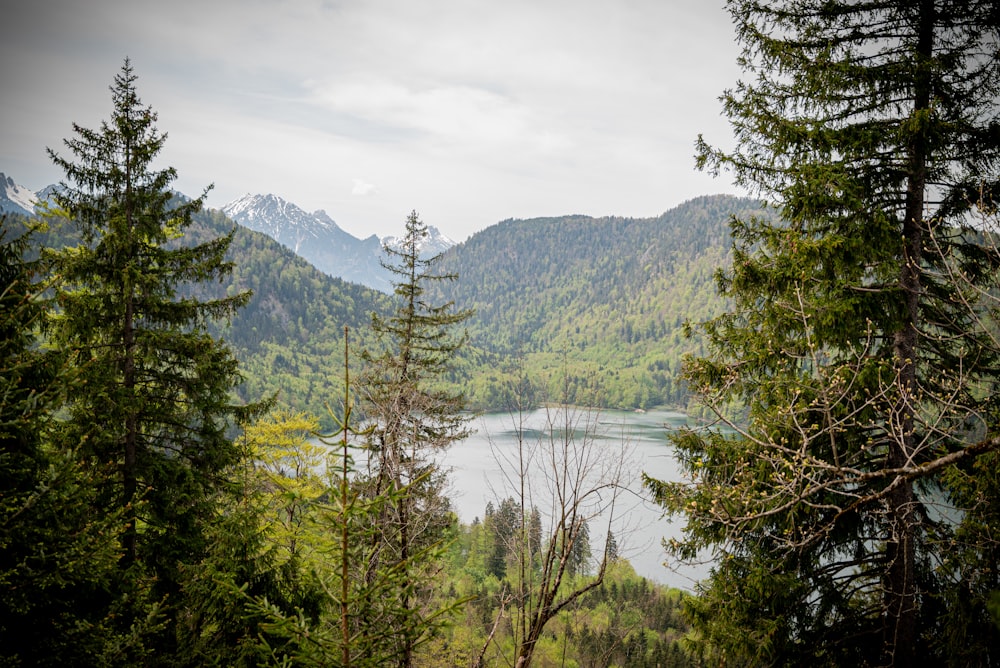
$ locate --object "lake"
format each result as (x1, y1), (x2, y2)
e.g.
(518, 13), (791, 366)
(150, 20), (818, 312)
(440, 407), (710, 590)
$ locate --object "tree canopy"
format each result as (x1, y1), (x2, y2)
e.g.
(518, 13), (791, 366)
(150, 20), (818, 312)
(649, 1), (1000, 665)
(45, 59), (254, 657)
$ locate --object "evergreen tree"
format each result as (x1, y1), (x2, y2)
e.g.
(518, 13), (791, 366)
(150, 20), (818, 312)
(247, 328), (450, 667)
(44, 59), (252, 656)
(566, 519), (591, 578)
(359, 210), (473, 666)
(648, 1), (1000, 665)
(0, 220), (122, 666)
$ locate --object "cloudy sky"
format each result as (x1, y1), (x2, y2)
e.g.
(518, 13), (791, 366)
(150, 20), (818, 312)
(2, 0), (743, 241)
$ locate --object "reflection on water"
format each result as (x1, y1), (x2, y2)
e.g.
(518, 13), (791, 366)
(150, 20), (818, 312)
(441, 407), (710, 590)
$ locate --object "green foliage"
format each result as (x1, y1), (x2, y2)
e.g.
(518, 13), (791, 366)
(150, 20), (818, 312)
(44, 59), (255, 658)
(4, 56), (739, 668)
(32, 201), (390, 432)
(938, 447), (1000, 664)
(435, 505), (698, 668)
(0, 220), (124, 666)
(179, 207), (388, 429)
(431, 195), (763, 410)
(169, 448), (322, 668)
(461, 386), (642, 667)
(241, 330), (465, 667)
(652, 1), (1000, 665)
(33, 191), (759, 418)
(358, 211), (473, 666)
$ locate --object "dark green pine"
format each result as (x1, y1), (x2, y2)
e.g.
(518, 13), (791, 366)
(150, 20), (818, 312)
(652, 1), (1000, 665)
(45, 59), (252, 657)
(0, 220), (123, 666)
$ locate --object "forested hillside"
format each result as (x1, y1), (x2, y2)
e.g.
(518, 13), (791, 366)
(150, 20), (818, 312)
(434, 194), (764, 409)
(9, 0), (1000, 663)
(26, 192), (762, 417)
(184, 208), (389, 421)
(202, 193), (768, 415)
(24, 206), (390, 427)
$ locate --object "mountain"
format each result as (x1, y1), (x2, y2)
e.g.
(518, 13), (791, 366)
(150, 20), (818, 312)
(220, 193), (455, 292)
(208, 191), (760, 413)
(182, 208), (389, 426)
(221, 193), (389, 291)
(430, 194), (764, 411)
(14, 198), (389, 429)
(383, 225), (455, 258)
(0, 173), (39, 216)
(210, 192), (756, 413)
(8, 160), (753, 413)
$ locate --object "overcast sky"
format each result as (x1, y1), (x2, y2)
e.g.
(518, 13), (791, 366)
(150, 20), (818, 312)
(2, 0), (743, 241)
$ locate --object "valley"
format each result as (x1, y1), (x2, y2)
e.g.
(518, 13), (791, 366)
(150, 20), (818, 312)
(4, 169), (760, 423)
(201, 189), (763, 421)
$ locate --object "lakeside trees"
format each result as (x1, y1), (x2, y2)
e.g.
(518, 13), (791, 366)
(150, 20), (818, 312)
(495, 401), (633, 668)
(649, 0), (1000, 665)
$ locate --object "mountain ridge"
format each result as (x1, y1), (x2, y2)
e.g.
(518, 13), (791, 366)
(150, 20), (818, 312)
(3, 167), (751, 413)
(221, 192), (455, 292)
(431, 193), (763, 409)
(0, 172), (39, 216)
(0, 172), (455, 293)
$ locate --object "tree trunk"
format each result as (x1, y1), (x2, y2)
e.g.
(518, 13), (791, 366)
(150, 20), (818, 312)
(122, 150), (138, 568)
(884, 4), (933, 663)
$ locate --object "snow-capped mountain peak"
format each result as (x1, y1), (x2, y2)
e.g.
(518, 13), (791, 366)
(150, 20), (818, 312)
(221, 193), (393, 291)
(0, 173), (40, 216)
(381, 226), (455, 258)
(221, 193), (343, 252)
(220, 192), (457, 292)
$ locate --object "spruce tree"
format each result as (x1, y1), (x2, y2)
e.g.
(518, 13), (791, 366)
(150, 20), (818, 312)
(648, 1), (1000, 665)
(359, 210), (473, 666)
(45, 59), (251, 654)
(245, 328), (441, 667)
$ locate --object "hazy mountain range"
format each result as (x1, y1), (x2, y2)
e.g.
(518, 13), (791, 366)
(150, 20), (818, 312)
(3, 168), (757, 416)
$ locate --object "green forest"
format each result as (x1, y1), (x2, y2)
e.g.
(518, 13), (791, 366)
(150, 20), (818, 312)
(431, 195), (764, 413)
(27, 193), (755, 427)
(1, 61), (695, 666)
(4, 1), (1000, 666)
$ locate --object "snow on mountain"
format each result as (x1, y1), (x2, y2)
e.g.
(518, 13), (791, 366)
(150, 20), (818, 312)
(0, 173), (457, 294)
(221, 193), (394, 292)
(222, 193), (346, 254)
(382, 226), (455, 258)
(0, 173), (40, 216)
(221, 193), (457, 293)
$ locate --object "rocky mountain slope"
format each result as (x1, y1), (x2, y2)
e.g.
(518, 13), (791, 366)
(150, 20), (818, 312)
(0, 173), (39, 216)
(221, 193), (454, 292)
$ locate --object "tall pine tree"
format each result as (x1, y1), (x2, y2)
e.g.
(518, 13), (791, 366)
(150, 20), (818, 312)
(648, 2), (1000, 665)
(359, 210), (473, 667)
(45, 59), (251, 656)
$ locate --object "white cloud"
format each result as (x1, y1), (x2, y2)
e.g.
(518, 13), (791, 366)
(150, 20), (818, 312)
(0, 0), (745, 241)
(351, 179), (378, 196)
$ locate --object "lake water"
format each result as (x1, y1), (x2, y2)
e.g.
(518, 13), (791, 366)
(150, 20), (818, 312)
(441, 407), (710, 590)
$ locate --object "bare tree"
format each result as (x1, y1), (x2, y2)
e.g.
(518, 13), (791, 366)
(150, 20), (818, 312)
(479, 376), (637, 667)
